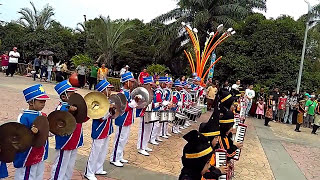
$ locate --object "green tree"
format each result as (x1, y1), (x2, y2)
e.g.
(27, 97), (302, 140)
(17, 1), (54, 30)
(71, 54), (92, 67)
(87, 16), (134, 67)
(146, 64), (169, 76)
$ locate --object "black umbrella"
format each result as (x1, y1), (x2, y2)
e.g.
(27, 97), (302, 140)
(38, 50), (54, 56)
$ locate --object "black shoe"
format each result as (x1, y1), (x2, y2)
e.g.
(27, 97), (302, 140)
(295, 129), (301, 132)
(311, 132), (318, 135)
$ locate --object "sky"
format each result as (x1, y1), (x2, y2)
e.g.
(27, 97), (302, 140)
(1, 0), (320, 28)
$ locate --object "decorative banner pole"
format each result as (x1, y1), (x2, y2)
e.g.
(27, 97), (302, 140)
(207, 52), (216, 81)
(182, 22), (236, 86)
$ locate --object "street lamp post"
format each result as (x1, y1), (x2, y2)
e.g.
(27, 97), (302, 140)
(297, 1), (312, 94)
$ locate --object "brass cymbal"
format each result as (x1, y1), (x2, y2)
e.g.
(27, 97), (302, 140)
(84, 92), (110, 119)
(32, 116), (49, 147)
(131, 87), (150, 109)
(117, 93), (127, 112)
(0, 122), (33, 153)
(68, 93), (88, 123)
(109, 94), (122, 119)
(0, 144), (17, 163)
(48, 110), (76, 136)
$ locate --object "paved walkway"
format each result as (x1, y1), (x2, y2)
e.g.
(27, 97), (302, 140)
(3, 74), (317, 180)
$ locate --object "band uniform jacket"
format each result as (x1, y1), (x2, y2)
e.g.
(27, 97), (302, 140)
(55, 102), (84, 150)
(91, 113), (114, 139)
(14, 110), (49, 168)
(115, 88), (135, 126)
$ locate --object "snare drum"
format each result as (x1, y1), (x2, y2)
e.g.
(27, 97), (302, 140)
(148, 111), (160, 123)
(167, 111), (175, 122)
(144, 112), (152, 123)
(160, 110), (169, 123)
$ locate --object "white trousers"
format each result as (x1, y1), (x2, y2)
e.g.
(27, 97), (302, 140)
(85, 137), (110, 177)
(172, 124), (180, 133)
(150, 121), (161, 142)
(15, 161), (44, 180)
(160, 122), (169, 136)
(110, 125), (131, 162)
(50, 149), (78, 180)
(137, 117), (152, 150)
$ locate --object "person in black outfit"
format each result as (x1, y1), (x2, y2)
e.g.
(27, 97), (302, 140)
(179, 130), (213, 180)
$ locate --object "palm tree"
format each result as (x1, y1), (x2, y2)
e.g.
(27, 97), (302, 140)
(88, 16), (134, 67)
(17, 1), (54, 30)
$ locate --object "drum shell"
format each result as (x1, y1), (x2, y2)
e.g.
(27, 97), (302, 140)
(150, 111), (160, 122)
(160, 111), (169, 123)
(167, 111), (175, 122)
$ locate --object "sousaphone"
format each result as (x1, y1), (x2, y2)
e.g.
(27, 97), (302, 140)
(84, 92), (110, 119)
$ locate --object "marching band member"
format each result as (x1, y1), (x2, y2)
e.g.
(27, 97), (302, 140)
(172, 80), (183, 134)
(137, 76), (154, 156)
(14, 84), (50, 180)
(160, 77), (173, 138)
(199, 98), (228, 180)
(84, 80), (114, 180)
(110, 72), (140, 167)
(150, 77), (168, 145)
(51, 80), (87, 180)
(179, 130), (213, 180)
(0, 161), (8, 179)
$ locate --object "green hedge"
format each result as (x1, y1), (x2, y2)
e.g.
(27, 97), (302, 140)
(107, 77), (121, 91)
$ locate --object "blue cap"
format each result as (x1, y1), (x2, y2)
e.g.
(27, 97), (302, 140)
(23, 84), (50, 102)
(182, 81), (187, 86)
(95, 79), (114, 92)
(174, 80), (183, 87)
(159, 77), (167, 83)
(121, 72), (134, 83)
(54, 80), (76, 95)
(143, 76), (154, 84)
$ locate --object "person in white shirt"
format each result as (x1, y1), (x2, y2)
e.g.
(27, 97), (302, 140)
(245, 84), (255, 116)
(6, 47), (20, 77)
(120, 65), (129, 76)
(232, 80), (241, 91)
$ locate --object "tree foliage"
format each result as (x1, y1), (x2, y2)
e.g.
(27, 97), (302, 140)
(17, 1), (55, 30)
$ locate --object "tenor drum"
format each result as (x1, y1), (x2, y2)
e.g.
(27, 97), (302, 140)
(167, 111), (175, 122)
(174, 112), (187, 126)
(160, 111), (169, 123)
(144, 112), (152, 123)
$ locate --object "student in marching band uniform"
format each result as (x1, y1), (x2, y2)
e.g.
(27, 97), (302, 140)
(150, 77), (169, 145)
(172, 80), (183, 134)
(159, 77), (173, 138)
(179, 130), (213, 180)
(110, 72), (140, 167)
(238, 88), (247, 121)
(137, 76), (154, 156)
(84, 80), (114, 180)
(0, 161), (8, 179)
(51, 80), (87, 180)
(199, 98), (228, 180)
(14, 84), (50, 180)
(180, 81), (191, 128)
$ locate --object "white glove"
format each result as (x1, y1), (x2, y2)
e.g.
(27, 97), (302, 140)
(102, 112), (111, 120)
(178, 102), (182, 107)
(162, 101), (170, 106)
(154, 102), (160, 108)
(128, 100), (138, 108)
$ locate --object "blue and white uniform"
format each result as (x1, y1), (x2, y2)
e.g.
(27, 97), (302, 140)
(51, 80), (84, 180)
(110, 72), (139, 166)
(172, 80), (183, 134)
(0, 161), (8, 179)
(85, 80), (114, 180)
(15, 84), (50, 180)
(136, 77), (154, 154)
